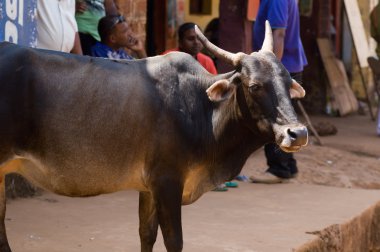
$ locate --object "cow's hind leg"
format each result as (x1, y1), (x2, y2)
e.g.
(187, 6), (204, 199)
(139, 192), (159, 252)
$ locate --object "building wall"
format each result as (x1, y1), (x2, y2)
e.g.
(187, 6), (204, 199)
(116, 0), (147, 45)
(183, 0), (220, 30)
(115, 0), (220, 53)
(218, 0), (252, 73)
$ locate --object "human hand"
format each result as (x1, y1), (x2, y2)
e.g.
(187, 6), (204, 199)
(128, 36), (144, 52)
(76, 1), (87, 13)
(127, 36), (146, 57)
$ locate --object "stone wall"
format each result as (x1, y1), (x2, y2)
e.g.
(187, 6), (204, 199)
(116, 0), (147, 47)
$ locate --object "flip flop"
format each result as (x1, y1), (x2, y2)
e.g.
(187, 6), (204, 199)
(236, 175), (250, 182)
(225, 181), (238, 187)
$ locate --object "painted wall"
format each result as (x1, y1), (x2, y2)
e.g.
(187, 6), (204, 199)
(0, 0), (37, 47)
(183, 0), (220, 30)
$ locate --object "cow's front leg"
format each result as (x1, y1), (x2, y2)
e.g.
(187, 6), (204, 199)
(152, 178), (183, 252)
(0, 175), (11, 252)
(139, 192), (159, 252)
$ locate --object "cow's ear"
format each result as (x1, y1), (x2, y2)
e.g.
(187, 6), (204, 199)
(289, 79), (305, 99)
(206, 79), (235, 102)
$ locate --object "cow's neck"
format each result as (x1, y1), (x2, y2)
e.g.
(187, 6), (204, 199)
(205, 85), (267, 183)
(146, 57), (267, 183)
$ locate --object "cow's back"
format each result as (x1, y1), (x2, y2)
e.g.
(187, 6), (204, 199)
(0, 42), (175, 196)
(0, 43), (242, 200)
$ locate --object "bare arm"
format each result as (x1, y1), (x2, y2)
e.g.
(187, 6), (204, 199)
(71, 32), (83, 55)
(104, 0), (118, 15)
(272, 28), (286, 60)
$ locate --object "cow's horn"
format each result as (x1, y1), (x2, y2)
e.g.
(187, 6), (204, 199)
(194, 25), (245, 67)
(260, 20), (273, 52)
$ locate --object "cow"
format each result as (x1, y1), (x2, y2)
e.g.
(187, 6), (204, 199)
(0, 22), (307, 252)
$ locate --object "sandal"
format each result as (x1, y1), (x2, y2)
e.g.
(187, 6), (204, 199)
(225, 181), (238, 187)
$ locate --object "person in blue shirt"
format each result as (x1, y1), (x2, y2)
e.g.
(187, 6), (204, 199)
(91, 15), (146, 59)
(250, 0), (308, 183)
(75, 0), (119, 56)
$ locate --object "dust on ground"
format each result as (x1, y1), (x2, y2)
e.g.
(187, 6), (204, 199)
(243, 114), (380, 189)
(4, 114), (380, 252)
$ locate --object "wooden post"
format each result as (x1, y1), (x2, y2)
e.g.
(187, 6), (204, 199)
(343, 0), (375, 120)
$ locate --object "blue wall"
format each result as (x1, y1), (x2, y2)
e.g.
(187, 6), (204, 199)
(0, 0), (37, 47)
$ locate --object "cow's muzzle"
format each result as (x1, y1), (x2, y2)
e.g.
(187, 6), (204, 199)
(274, 124), (308, 152)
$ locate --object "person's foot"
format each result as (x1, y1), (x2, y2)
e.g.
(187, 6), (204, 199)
(212, 184), (228, 192)
(235, 174), (250, 182)
(249, 172), (288, 184)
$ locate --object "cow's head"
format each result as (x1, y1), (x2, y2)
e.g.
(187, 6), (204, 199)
(195, 21), (308, 152)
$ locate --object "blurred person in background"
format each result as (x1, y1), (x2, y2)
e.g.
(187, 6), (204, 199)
(203, 18), (219, 68)
(370, 2), (380, 136)
(75, 0), (118, 55)
(91, 15), (146, 59)
(249, 0), (308, 183)
(371, 2), (380, 59)
(163, 22), (217, 75)
(37, 0), (83, 54)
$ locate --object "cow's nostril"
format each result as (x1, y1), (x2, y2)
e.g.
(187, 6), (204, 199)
(286, 126), (308, 146)
(287, 128), (297, 140)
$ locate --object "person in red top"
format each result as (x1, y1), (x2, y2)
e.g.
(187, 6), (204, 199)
(163, 22), (217, 75)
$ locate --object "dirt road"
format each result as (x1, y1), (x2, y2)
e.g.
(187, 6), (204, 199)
(248, 114), (380, 189)
(5, 114), (380, 251)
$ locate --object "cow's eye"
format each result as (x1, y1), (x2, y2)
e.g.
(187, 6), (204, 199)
(248, 83), (262, 93)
